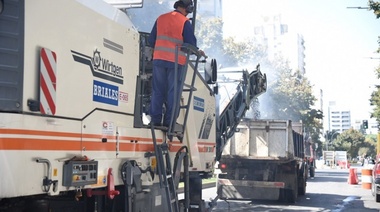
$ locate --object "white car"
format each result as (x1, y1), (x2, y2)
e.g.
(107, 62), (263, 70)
(364, 159), (376, 170)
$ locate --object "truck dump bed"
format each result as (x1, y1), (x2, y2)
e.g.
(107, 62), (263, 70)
(217, 119), (307, 202)
(222, 119), (302, 160)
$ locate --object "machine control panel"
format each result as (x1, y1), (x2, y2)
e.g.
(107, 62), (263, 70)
(62, 160), (98, 187)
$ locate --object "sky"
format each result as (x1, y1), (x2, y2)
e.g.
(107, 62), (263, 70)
(222, 0), (380, 128)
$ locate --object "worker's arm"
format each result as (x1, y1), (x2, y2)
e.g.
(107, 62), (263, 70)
(182, 20), (197, 47)
(183, 21), (206, 57)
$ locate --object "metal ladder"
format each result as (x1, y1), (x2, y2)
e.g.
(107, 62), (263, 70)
(150, 124), (190, 212)
(149, 44), (199, 212)
(167, 43), (201, 141)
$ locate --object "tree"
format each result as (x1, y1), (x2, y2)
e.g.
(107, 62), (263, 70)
(332, 129), (367, 159)
(195, 17), (225, 61)
(369, 0), (380, 19)
(195, 16), (269, 68)
(126, 0), (172, 33)
(363, 134), (378, 158)
(368, 1), (380, 122)
(265, 69), (315, 121)
(370, 68), (380, 122)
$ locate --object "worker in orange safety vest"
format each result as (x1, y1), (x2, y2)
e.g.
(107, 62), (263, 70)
(148, 0), (206, 128)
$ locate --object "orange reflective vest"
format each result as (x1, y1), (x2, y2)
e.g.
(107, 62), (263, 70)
(153, 11), (188, 65)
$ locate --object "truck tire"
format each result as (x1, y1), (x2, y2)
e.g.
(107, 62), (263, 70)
(286, 187), (297, 203)
(298, 165), (307, 195)
(298, 177), (306, 195)
(279, 183), (298, 203)
(285, 173), (298, 203)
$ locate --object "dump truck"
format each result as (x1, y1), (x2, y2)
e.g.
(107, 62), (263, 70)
(293, 121), (315, 177)
(217, 119), (308, 203)
(322, 150), (347, 168)
(0, 0), (267, 211)
(335, 151), (348, 168)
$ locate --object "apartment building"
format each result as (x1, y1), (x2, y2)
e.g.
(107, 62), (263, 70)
(328, 101), (351, 132)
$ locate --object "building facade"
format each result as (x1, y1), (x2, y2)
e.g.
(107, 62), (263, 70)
(328, 101), (351, 133)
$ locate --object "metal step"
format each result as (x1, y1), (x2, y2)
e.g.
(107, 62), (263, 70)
(167, 43), (202, 142)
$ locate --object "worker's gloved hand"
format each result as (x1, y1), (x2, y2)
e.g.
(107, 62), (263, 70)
(198, 49), (207, 58)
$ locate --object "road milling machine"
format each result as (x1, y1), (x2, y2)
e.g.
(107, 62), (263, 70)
(0, 0), (267, 211)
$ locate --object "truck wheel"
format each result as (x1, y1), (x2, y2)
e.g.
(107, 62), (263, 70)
(286, 188), (297, 203)
(286, 175), (298, 203)
(298, 177), (306, 195)
(376, 193), (380, 203)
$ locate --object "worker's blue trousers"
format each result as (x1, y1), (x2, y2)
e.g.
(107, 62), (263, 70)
(149, 65), (183, 126)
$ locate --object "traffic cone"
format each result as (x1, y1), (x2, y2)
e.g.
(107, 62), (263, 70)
(347, 168), (358, 184)
(361, 168), (372, 189)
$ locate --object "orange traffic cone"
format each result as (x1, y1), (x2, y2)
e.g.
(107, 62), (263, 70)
(348, 168), (358, 184)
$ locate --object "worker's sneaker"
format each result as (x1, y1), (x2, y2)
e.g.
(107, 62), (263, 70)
(142, 113), (151, 125)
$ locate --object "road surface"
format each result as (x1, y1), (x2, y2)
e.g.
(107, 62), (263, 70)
(180, 167), (380, 211)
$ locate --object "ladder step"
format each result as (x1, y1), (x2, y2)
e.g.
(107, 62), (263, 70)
(167, 131), (183, 136)
(182, 88), (197, 92)
(183, 84), (197, 91)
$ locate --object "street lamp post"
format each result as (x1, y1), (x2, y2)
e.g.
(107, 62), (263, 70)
(325, 131), (340, 151)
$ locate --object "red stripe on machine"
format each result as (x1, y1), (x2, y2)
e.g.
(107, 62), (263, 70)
(40, 48), (57, 115)
(40, 75), (54, 113)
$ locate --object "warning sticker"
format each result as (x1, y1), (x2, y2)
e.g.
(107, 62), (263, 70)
(102, 121), (114, 135)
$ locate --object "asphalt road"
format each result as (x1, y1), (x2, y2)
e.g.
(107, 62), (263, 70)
(181, 167), (380, 211)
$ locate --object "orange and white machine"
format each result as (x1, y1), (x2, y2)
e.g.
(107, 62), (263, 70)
(0, 0), (266, 211)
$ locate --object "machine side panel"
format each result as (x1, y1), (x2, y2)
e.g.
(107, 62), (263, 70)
(23, 0), (139, 118)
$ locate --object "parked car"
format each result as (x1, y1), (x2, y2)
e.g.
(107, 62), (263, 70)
(364, 159), (376, 169)
(371, 155), (380, 202)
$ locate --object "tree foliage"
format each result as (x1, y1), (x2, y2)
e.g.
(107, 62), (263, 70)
(265, 67), (315, 121)
(126, 0), (172, 33)
(363, 135), (378, 157)
(195, 17), (268, 67)
(195, 17), (225, 60)
(368, 1), (380, 123)
(263, 62), (323, 156)
(332, 129), (376, 159)
(369, 0), (380, 19)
